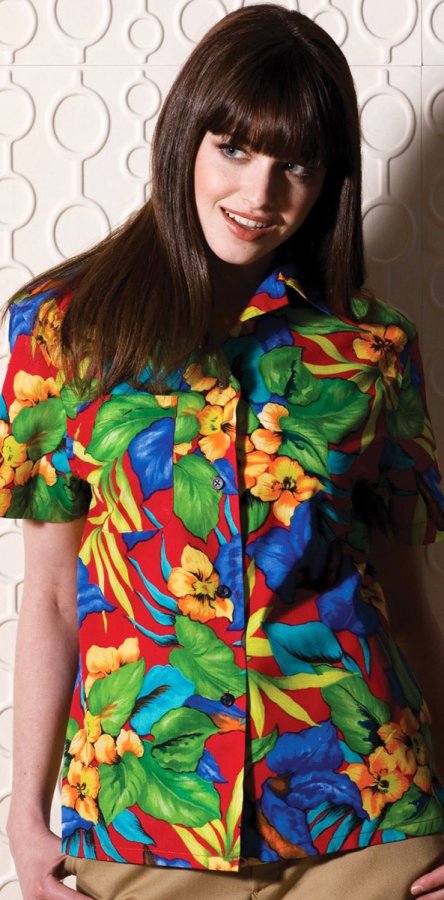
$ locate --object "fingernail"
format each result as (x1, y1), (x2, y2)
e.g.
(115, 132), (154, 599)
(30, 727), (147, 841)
(411, 885), (423, 896)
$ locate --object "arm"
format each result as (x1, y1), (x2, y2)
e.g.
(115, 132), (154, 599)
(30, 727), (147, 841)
(6, 518), (90, 900)
(370, 530), (444, 899)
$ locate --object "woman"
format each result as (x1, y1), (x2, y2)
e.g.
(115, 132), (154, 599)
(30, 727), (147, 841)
(2, 5), (444, 899)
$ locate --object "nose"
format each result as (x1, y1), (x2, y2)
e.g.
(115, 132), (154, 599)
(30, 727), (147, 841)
(240, 159), (279, 211)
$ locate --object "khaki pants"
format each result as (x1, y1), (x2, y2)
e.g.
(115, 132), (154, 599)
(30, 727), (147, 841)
(64, 833), (444, 900)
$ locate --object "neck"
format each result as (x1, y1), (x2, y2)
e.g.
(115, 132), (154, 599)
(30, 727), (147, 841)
(208, 251), (276, 308)
(206, 251), (278, 347)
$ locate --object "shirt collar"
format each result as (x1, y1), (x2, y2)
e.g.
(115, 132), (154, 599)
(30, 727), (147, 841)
(235, 260), (329, 331)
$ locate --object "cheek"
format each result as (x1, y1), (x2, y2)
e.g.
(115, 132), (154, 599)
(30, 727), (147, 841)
(289, 186), (322, 226)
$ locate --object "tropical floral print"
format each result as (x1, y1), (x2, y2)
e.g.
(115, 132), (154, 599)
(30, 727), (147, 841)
(1, 264), (444, 871)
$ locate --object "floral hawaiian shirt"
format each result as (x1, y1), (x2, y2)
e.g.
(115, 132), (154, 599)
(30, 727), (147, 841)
(2, 264), (444, 872)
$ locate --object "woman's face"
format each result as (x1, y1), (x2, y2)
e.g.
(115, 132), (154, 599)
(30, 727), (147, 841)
(194, 132), (326, 270)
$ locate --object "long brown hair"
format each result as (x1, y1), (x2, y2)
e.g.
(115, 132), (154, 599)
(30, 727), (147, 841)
(7, 4), (364, 393)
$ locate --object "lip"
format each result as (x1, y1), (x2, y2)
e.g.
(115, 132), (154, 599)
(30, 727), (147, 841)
(221, 206), (276, 241)
(222, 207), (274, 225)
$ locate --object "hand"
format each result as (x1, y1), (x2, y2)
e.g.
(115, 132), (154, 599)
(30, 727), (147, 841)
(8, 822), (91, 899)
(411, 863), (444, 898)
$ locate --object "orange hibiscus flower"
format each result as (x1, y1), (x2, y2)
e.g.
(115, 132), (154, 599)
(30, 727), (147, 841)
(32, 297), (64, 368)
(85, 636), (140, 696)
(250, 403), (289, 454)
(197, 398), (237, 462)
(345, 746), (410, 819)
(353, 324), (408, 378)
(377, 708), (431, 792)
(8, 370), (59, 421)
(61, 759), (100, 823)
(0, 423), (31, 490)
(251, 456), (323, 526)
(168, 544), (233, 623)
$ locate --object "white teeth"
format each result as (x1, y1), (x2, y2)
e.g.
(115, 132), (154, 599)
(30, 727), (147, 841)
(224, 210), (269, 229)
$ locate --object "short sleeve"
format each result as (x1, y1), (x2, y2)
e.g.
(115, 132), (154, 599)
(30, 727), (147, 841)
(0, 284), (91, 522)
(377, 331), (444, 545)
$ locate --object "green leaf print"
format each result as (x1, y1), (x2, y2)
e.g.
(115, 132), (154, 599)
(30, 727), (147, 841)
(173, 455), (221, 540)
(12, 398), (66, 460)
(369, 300), (416, 340)
(248, 728), (279, 765)
(287, 379), (370, 445)
(151, 708), (218, 772)
(98, 753), (146, 825)
(60, 380), (97, 418)
(139, 741), (221, 826)
(380, 784), (444, 836)
(7, 471), (90, 521)
(88, 659), (145, 736)
(285, 306), (358, 335)
(237, 397), (260, 434)
(260, 347), (322, 406)
(322, 675), (390, 755)
(87, 394), (176, 460)
(387, 382), (425, 441)
(170, 617), (244, 700)
(279, 429), (328, 477)
(175, 393), (205, 443)
(240, 492), (270, 534)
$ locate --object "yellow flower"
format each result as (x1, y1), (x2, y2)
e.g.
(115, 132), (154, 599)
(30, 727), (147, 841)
(353, 324), (408, 378)
(85, 637), (140, 695)
(251, 456), (323, 526)
(0, 421), (34, 492)
(168, 544), (233, 623)
(32, 297), (64, 368)
(208, 857), (236, 871)
(197, 398), (237, 463)
(242, 450), (270, 491)
(205, 384), (236, 406)
(250, 403), (289, 454)
(183, 363), (217, 392)
(0, 490), (12, 516)
(94, 734), (119, 765)
(61, 759), (100, 823)
(9, 370), (59, 421)
(116, 728), (144, 758)
(345, 747), (410, 819)
(377, 708), (429, 788)
(69, 712), (102, 765)
(31, 456), (57, 486)
(2, 433), (27, 468)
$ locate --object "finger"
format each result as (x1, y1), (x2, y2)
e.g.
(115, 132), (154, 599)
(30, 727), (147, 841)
(411, 892), (444, 900)
(44, 873), (92, 899)
(411, 865), (444, 897)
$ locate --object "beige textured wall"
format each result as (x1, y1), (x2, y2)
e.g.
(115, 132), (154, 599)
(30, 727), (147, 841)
(0, 1), (443, 894)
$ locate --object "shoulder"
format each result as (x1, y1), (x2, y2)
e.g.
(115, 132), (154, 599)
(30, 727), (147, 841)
(350, 292), (417, 343)
(8, 269), (80, 370)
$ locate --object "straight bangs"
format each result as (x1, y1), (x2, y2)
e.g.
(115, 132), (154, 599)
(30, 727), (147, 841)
(203, 51), (345, 170)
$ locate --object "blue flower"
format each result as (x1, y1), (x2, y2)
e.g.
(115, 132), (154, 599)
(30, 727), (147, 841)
(255, 314), (293, 353)
(214, 536), (245, 631)
(62, 807), (93, 839)
(316, 557), (379, 637)
(77, 559), (115, 626)
(255, 722), (365, 857)
(197, 749), (227, 784)
(128, 418), (174, 499)
(9, 287), (56, 348)
(151, 854), (192, 868)
(246, 499), (331, 602)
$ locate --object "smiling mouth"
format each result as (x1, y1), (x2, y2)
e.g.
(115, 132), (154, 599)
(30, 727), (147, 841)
(222, 208), (274, 231)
